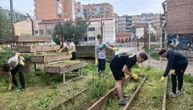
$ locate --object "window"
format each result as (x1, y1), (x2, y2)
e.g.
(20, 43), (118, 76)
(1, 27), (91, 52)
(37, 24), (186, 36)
(35, 30), (38, 34)
(88, 37), (95, 41)
(39, 30), (44, 35)
(47, 29), (52, 35)
(88, 27), (95, 31)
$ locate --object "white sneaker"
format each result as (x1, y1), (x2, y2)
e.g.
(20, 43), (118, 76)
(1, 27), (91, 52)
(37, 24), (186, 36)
(170, 92), (177, 98)
(176, 90), (182, 95)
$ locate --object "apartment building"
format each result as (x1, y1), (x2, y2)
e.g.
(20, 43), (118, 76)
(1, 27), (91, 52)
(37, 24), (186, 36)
(82, 3), (114, 19)
(35, 0), (75, 20)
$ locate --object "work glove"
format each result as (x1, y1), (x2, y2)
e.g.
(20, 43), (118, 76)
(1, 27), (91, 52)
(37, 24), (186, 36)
(19, 60), (25, 66)
(95, 57), (98, 65)
(170, 69), (176, 75)
(68, 51), (72, 55)
(112, 48), (119, 52)
(160, 76), (165, 83)
(131, 73), (140, 80)
(8, 83), (12, 91)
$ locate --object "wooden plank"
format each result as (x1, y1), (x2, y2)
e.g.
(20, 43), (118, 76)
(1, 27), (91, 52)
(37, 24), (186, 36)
(162, 77), (168, 110)
(87, 88), (116, 110)
(50, 87), (89, 110)
(17, 36), (51, 43)
(30, 53), (71, 63)
(49, 74), (112, 110)
(76, 45), (115, 59)
(87, 76), (131, 110)
(17, 45), (60, 53)
(45, 61), (86, 74)
(123, 76), (147, 110)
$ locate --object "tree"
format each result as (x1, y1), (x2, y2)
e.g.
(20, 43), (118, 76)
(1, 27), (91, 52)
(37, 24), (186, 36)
(52, 23), (61, 45)
(73, 17), (89, 42)
(150, 32), (156, 42)
(52, 17), (90, 45)
(0, 9), (12, 42)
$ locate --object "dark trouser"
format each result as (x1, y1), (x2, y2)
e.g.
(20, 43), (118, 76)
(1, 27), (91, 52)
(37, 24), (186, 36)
(71, 52), (78, 72)
(98, 58), (106, 73)
(172, 63), (188, 93)
(70, 52), (77, 60)
(11, 64), (25, 88)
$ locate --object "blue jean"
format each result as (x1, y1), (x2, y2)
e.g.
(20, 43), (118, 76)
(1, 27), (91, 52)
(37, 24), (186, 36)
(98, 58), (106, 73)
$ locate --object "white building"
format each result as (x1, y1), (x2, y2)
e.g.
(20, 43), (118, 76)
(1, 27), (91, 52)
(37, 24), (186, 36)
(136, 28), (144, 39)
(134, 23), (148, 40)
(87, 18), (115, 43)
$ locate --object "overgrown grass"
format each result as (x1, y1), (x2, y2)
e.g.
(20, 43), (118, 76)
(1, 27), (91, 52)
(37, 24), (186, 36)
(144, 44), (160, 60)
(131, 67), (164, 110)
(103, 77), (141, 110)
(0, 61), (114, 110)
(168, 74), (193, 110)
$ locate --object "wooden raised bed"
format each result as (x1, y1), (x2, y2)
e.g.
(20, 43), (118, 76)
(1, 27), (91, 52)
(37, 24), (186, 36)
(30, 53), (71, 63)
(76, 46), (115, 59)
(17, 36), (51, 43)
(17, 45), (60, 53)
(45, 61), (87, 83)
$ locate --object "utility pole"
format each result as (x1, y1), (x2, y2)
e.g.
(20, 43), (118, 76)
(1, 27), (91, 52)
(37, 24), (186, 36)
(148, 23), (151, 67)
(100, 19), (103, 36)
(10, 0), (15, 44)
(56, 0), (64, 47)
(100, 19), (104, 41)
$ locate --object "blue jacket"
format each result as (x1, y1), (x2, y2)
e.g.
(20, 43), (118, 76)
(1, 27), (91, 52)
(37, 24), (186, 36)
(163, 50), (188, 77)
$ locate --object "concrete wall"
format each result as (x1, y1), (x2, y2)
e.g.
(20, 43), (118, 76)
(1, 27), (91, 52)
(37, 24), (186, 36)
(166, 0), (193, 34)
(14, 19), (32, 36)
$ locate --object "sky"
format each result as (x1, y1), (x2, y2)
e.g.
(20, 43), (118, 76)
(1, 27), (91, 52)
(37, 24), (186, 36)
(0, 0), (165, 16)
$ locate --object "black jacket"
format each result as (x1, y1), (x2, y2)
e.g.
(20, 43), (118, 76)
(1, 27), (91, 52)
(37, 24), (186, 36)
(163, 50), (188, 77)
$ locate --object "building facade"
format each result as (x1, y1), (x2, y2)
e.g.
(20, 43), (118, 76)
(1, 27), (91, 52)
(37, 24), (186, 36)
(115, 15), (133, 32)
(87, 18), (115, 43)
(75, 1), (83, 18)
(14, 18), (32, 36)
(34, 0), (76, 36)
(132, 13), (161, 40)
(165, 0), (193, 35)
(162, 0), (193, 50)
(82, 3), (114, 19)
(35, 0), (75, 20)
(116, 32), (132, 43)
